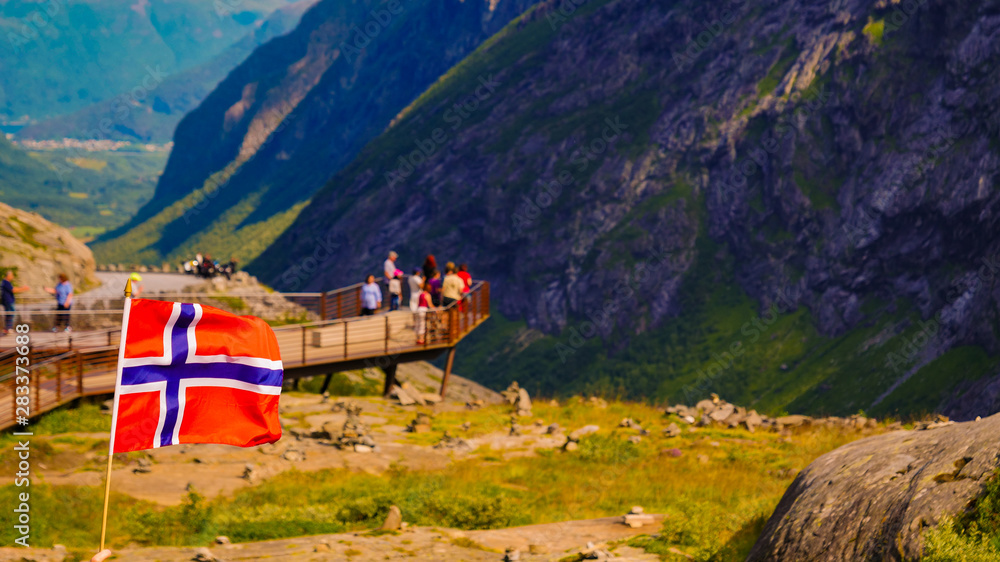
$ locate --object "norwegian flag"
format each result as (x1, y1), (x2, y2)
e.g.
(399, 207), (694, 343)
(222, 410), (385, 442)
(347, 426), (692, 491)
(110, 299), (284, 453)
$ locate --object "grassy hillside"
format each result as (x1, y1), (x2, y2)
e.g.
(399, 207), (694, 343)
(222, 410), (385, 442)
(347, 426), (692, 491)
(451, 233), (1000, 419)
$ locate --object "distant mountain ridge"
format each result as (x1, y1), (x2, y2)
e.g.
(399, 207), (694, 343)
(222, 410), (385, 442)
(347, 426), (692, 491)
(0, 0), (296, 124)
(16, 0), (317, 142)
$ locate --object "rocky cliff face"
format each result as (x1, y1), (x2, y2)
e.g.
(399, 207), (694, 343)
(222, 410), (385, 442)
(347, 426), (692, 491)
(251, 0), (1000, 417)
(748, 414), (1000, 561)
(90, 0), (539, 265)
(0, 202), (97, 294)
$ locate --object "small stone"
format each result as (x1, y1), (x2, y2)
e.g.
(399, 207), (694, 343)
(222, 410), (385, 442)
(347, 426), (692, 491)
(53, 544), (68, 553)
(549, 399), (559, 407)
(624, 513), (655, 528)
(381, 505), (403, 531)
(242, 463), (259, 483)
(569, 425), (600, 439)
(393, 385), (416, 406)
(282, 449), (305, 462)
(460, 421), (471, 431)
(401, 382), (426, 406)
(215, 536), (231, 545)
(565, 441), (579, 452)
(663, 423), (682, 438)
(709, 403), (736, 422)
(628, 435), (642, 444)
(697, 454), (710, 465)
(776, 415), (811, 428)
(630, 506), (644, 514)
(133, 457), (153, 474)
(354, 444), (373, 453)
(545, 423), (562, 434)
(191, 547), (217, 561)
(504, 547), (521, 561)
(314, 542), (331, 552)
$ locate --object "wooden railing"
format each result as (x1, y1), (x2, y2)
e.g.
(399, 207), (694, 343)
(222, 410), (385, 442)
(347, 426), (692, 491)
(0, 281), (490, 430)
(1, 276), (438, 338)
(274, 281), (490, 367)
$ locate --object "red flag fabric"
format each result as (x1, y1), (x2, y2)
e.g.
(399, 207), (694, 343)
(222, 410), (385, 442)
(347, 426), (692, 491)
(110, 299), (283, 453)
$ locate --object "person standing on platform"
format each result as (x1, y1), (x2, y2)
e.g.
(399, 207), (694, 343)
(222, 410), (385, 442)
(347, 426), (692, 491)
(422, 254), (437, 280)
(2, 270), (29, 336)
(408, 268), (424, 312)
(44, 273), (73, 332)
(360, 275), (382, 316)
(442, 262), (464, 308)
(414, 281), (433, 345)
(457, 263), (472, 293)
(428, 269), (443, 307)
(388, 272), (402, 311)
(129, 272), (144, 298)
(384, 251), (398, 278)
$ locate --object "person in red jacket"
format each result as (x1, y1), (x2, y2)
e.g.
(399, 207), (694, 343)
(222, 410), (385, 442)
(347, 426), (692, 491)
(457, 263), (472, 293)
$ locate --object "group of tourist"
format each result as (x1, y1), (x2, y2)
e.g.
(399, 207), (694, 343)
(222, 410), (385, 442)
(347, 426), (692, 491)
(1, 270), (74, 335)
(360, 252), (474, 345)
(184, 253), (239, 279)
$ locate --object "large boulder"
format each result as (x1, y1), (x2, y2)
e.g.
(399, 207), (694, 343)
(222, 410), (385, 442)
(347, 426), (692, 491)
(748, 414), (1000, 561)
(0, 202), (97, 293)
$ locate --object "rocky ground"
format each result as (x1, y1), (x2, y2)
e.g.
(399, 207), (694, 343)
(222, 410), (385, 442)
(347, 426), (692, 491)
(2, 517), (665, 561)
(2, 377), (914, 561)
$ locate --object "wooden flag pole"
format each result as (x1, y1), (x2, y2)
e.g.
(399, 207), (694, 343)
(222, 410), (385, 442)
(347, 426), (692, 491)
(100, 278), (133, 551)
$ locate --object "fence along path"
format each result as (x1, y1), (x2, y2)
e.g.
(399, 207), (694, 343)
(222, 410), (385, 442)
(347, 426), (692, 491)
(0, 281), (490, 431)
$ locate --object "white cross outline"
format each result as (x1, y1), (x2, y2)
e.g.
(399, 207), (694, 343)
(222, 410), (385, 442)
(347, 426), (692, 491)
(109, 301), (283, 451)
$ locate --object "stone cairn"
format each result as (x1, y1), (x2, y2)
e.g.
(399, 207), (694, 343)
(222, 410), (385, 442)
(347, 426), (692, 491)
(332, 403), (377, 452)
(501, 381), (532, 417)
(665, 393), (891, 433)
(406, 412), (433, 433)
(433, 430), (473, 452)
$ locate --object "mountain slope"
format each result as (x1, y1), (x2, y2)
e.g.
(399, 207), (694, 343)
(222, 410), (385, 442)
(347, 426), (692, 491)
(0, 0), (295, 124)
(16, 0), (316, 142)
(89, 0), (540, 266)
(252, 0), (1000, 418)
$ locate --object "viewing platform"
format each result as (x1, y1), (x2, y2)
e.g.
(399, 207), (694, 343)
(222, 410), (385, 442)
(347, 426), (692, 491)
(0, 280), (491, 431)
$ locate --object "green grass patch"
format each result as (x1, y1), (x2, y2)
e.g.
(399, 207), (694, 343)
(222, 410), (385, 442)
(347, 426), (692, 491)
(863, 17), (885, 47)
(757, 39), (800, 96)
(924, 471), (1000, 560)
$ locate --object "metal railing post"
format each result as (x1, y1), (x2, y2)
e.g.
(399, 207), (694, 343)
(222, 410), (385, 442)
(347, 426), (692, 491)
(301, 325), (307, 366)
(320, 293), (327, 321)
(344, 321), (349, 358)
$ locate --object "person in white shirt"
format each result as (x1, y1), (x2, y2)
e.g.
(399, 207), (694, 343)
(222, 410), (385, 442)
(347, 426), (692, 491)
(384, 251), (398, 280)
(408, 269), (424, 312)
